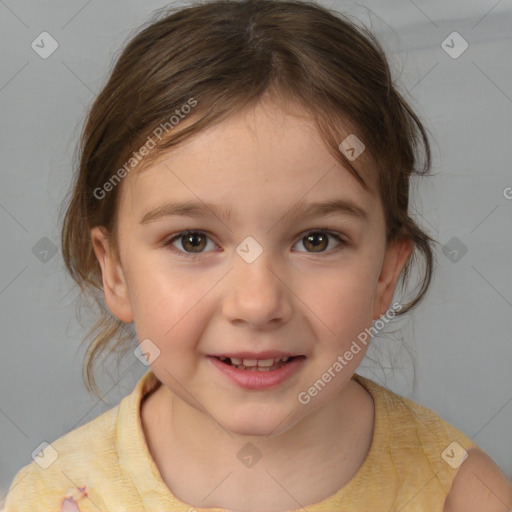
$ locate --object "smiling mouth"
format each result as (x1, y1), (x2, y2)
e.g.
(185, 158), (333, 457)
(213, 355), (304, 371)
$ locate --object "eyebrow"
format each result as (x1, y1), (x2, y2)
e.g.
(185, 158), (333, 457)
(140, 198), (368, 226)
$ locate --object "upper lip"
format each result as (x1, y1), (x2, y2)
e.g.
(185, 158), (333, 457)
(209, 351), (303, 359)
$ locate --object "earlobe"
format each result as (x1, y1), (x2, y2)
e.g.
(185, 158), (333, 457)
(373, 238), (412, 319)
(90, 226), (134, 323)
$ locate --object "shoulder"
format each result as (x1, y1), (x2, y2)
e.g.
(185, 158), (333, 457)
(357, 374), (477, 449)
(355, 375), (512, 509)
(375, 380), (478, 453)
(4, 404), (120, 510)
(443, 447), (512, 512)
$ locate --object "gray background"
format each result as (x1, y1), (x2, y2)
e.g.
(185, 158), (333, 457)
(1, 0), (511, 502)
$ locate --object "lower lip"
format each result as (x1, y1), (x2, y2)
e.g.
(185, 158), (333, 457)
(208, 356), (305, 390)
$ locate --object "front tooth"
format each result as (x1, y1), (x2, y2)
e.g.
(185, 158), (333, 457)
(230, 357), (242, 365)
(242, 358), (258, 367)
(257, 358), (276, 367)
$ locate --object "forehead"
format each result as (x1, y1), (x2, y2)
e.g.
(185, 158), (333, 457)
(119, 99), (380, 223)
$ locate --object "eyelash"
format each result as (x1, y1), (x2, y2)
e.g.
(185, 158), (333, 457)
(163, 229), (348, 258)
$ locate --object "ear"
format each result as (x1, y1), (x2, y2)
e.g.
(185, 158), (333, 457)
(90, 226), (134, 323)
(373, 237), (412, 320)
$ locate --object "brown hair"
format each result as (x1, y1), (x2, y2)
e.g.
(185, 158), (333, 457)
(61, 0), (436, 399)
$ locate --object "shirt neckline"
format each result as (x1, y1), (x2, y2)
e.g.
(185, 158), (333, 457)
(117, 369), (388, 511)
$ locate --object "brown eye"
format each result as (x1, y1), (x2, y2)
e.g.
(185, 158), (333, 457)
(293, 231), (345, 254)
(303, 232), (328, 252)
(181, 232), (206, 252)
(165, 229), (346, 258)
(168, 231), (216, 254)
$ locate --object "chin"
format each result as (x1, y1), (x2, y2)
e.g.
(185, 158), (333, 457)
(228, 424), (272, 437)
(218, 409), (298, 438)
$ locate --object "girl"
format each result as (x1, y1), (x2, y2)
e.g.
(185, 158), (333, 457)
(5, 0), (512, 510)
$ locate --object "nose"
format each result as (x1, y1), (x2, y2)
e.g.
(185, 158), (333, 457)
(221, 247), (293, 329)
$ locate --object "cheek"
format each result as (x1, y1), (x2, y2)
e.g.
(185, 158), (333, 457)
(125, 255), (216, 350)
(303, 258), (380, 342)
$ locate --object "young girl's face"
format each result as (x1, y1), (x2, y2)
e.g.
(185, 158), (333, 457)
(92, 97), (410, 436)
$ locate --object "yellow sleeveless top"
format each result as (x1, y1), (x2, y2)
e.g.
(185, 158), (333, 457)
(5, 369), (479, 511)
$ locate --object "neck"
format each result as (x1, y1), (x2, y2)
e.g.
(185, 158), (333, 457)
(142, 377), (374, 510)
